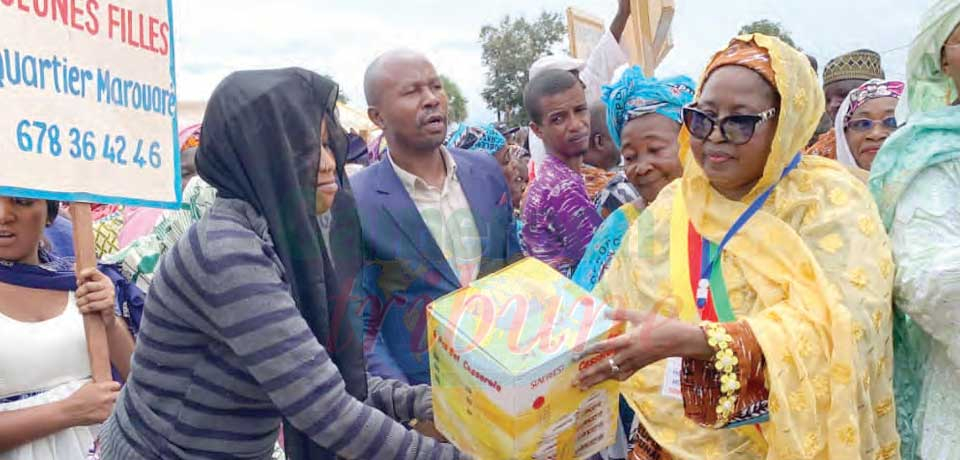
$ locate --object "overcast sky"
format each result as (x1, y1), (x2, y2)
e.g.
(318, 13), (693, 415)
(172, 0), (934, 124)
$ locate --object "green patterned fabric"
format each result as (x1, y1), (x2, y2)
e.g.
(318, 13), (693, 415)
(870, 107), (960, 460)
(891, 310), (931, 460)
(870, 106), (960, 229)
(869, 11), (960, 449)
(901, 0), (960, 118)
(870, 6), (960, 456)
(884, 161), (960, 459)
(102, 177), (217, 291)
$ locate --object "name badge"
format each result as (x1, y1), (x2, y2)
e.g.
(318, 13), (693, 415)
(661, 357), (683, 400)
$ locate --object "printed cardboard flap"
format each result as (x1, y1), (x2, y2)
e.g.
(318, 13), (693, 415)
(428, 257), (618, 375)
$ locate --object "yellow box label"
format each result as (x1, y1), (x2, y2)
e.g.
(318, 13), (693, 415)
(428, 258), (624, 459)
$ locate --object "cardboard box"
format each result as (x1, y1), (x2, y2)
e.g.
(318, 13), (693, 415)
(428, 258), (624, 460)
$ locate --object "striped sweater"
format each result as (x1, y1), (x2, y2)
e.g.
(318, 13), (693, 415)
(99, 198), (462, 459)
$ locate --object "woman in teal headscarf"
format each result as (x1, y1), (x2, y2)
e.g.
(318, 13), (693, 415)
(570, 69), (693, 460)
(869, 1), (960, 458)
(445, 123), (509, 165)
(572, 67), (695, 290)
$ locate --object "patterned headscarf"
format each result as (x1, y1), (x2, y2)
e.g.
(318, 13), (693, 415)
(705, 39), (777, 88)
(902, 0), (960, 118)
(835, 79), (905, 168)
(445, 123), (507, 155)
(179, 123), (201, 152)
(601, 66), (696, 149)
(845, 80), (905, 119)
(870, 0), (960, 229)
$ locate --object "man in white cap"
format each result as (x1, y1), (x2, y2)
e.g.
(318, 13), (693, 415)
(527, 0), (632, 175)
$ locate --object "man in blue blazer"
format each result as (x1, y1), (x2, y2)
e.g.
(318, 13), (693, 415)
(353, 49), (521, 384)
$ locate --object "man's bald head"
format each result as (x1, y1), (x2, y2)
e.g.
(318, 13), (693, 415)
(589, 103), (607, 139)
(364, 49), (432, 107)
(585, 101), (620, 170)
(364, 49), (448, 155)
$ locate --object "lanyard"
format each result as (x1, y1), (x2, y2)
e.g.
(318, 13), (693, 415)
(696, 152), (802, 308)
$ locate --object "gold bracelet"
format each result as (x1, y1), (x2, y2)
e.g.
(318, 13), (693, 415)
(701, 321), (740, 428)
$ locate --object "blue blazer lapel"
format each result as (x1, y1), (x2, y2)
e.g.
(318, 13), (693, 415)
(374, 162), (461, 288)
(454, 152), (506, 268)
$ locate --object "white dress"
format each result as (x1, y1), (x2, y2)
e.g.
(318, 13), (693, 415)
(890, 161), (960, 460)
(0, 291), (97, 460)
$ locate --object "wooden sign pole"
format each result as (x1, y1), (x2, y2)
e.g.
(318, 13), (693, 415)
(621, 0), (676, 76)
(69, 203), (112, 383)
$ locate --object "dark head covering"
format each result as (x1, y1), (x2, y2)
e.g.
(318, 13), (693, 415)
(196, 68), (366, 460)
(345, 132), (370, 165)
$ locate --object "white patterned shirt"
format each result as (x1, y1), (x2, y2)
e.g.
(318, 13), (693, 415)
(388, 148), (481, 285)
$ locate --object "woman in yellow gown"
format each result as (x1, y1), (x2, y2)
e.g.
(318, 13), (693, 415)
(576, 34), (899, 459)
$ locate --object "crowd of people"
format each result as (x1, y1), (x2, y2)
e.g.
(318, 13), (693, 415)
(2, 0), (960, 459)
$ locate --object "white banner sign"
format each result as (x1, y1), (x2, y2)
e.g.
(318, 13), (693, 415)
(0, 0), (179, 208)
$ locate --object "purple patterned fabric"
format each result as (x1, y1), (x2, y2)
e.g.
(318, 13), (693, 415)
(521, 155), (603, 276)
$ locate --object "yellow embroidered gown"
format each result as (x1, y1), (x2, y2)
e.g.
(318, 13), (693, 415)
(593, 35), (900, 459)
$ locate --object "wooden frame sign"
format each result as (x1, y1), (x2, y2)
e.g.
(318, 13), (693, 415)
(567, 1), (676, 77)
(566, 8), (605, 61)
(623, 0), (676, 76)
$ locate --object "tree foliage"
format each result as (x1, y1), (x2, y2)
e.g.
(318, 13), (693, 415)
(480, 12), (566, 125)
(441, 75), (468, 123)
(738, 19), (797, 49)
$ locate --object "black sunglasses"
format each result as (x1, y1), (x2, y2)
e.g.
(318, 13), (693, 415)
(682, 106), (778, 145)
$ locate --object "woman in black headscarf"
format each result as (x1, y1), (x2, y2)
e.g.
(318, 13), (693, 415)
(98, 68), (463, 459)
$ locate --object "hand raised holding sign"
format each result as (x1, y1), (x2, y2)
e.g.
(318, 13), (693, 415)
(75, 267), (117, 329)
(612, 0), (632, 41)
(1, 0), (176, 401)
(0, 0), (180, 208)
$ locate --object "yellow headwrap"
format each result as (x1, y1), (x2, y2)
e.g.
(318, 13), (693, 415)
(594, 34), (899, 459)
